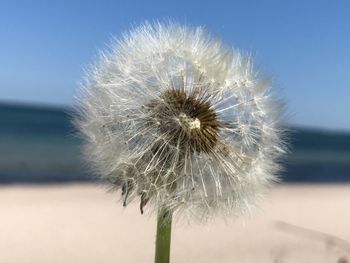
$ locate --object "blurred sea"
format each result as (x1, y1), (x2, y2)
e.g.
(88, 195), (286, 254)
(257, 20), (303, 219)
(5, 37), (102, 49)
(1, 103), (350, 183)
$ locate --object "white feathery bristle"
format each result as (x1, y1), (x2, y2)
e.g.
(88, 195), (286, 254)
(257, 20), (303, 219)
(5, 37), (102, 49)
(75, 21), (286, 221)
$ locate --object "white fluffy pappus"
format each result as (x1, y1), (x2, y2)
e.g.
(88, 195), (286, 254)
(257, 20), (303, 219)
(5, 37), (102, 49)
(75, 22), (286, 221)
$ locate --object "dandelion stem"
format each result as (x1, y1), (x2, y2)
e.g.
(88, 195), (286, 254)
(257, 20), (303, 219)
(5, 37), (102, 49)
(154, 207), (172, 263)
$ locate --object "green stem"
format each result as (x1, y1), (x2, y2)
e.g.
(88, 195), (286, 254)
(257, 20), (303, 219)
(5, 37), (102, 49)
(154, 207), (172, 263)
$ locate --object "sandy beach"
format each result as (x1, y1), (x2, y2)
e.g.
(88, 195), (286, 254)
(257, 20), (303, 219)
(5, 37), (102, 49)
(1, 184), (349, 263)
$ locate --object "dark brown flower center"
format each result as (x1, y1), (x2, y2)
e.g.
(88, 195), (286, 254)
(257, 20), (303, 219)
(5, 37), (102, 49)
(146, 89), (223, 154)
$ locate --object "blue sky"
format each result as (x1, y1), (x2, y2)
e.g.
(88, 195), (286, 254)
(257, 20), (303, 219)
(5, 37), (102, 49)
(1, 0), (349, 130)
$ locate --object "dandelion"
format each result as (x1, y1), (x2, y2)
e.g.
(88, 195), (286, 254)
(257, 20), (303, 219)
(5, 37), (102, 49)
(75, 21), (286, 263)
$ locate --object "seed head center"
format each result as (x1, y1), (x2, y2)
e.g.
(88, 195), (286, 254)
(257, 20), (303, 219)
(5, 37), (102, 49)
(146, 89), (226, 154)
(177, 113), (201, 131)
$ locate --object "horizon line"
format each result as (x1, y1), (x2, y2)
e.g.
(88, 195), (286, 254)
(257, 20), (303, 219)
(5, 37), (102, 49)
(1, 99), (349, 134)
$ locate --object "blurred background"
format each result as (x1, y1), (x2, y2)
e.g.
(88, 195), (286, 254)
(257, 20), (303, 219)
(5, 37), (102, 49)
(1, 0), (349, 183)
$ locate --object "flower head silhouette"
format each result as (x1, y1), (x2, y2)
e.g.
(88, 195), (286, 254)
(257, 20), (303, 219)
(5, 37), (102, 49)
(76, 22), (286, 221)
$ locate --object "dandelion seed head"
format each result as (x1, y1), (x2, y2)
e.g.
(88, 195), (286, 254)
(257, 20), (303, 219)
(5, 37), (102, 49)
(75, 21), (286, 221)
